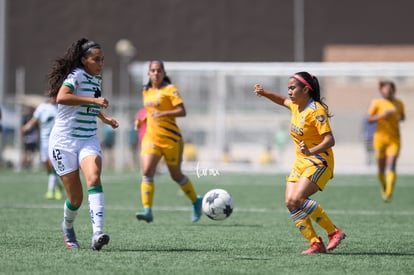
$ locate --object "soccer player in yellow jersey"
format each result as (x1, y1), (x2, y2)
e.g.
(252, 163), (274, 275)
(367, 81), (405, 202)
(135, 60), (202, 223)
(254, 72), (345, 254)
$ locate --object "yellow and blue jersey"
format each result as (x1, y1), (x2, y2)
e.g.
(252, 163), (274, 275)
(142, 82), (183, 147)
(368, 98), (404, 143)
(287, 99), (334, 171)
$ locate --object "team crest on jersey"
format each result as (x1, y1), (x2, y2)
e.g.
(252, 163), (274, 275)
(93, 87), (101, 98)
(145, 100), (160, 107)
(75, 80), (80, 88)
(172, 90), (181, 98)
(316, 115), (326, 123)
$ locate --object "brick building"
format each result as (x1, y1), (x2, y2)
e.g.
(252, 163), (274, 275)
(2, 0), (414, 97)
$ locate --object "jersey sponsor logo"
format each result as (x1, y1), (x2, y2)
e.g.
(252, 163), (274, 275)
(291, 123), (304, 136)
(57, 160), (65, 172)
(86, 106), (100, 114)
(145, 100), (161, 107)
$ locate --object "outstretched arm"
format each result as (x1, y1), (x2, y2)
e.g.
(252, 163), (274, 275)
(254, 84), (290, 108)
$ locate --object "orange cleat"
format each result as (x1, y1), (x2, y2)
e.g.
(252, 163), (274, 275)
(301, 237), (326, 254)
(327, 228), (346, 251)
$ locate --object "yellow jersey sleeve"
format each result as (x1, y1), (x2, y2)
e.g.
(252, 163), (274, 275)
(167, 85), (183, 107)
(312, 107), (331, 136)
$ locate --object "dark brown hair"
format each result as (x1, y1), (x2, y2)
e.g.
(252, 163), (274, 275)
(291, 71), (332, 117)
(144, 60), (171, 90)
(48, 38), (101, 98)
(379, 80), (396, 92)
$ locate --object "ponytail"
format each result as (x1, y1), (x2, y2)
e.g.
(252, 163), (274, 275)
(292, 71), (332, 117)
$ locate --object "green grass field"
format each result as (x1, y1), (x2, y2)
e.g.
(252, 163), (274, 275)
(1, 169), (413, 275)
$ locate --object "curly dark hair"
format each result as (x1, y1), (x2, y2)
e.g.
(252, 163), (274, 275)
(48, 38), (101, 98)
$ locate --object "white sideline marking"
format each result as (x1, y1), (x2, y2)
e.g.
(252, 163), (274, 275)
(1, 204), (413, 216)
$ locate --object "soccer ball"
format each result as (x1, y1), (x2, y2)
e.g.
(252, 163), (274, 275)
(202, 189), (233, 220)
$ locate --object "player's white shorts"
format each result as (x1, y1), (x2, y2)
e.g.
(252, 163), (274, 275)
(48, 134), (102, 176)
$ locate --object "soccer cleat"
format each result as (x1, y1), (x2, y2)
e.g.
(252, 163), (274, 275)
(54, 187), (63, 200)
(45, 191), (54, 200)
(91, 232), (110, 251)
(301, 237), (326, 254)
(327, 228), (346, 251)
(382, 192), (391, 203)
(62, 223), (80, 249)
(136, 208), (153, 223)
(191, 195), (203, 222)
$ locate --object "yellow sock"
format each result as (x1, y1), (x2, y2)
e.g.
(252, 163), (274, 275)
(386, 170), (396, 197)
(310, 204), (336, 234)
(141, 181), (154, 209)
(294, 217), (320, 244)
(377, 173), (386, 192)
(178, 176), (197, 203)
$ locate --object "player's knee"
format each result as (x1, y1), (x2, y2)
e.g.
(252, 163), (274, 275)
(174, 174), (187, 185)
(169, 167), (183, 182)
(85, 174), (100, 187)
(285, 197), (304, 212)
(67, 194), (83, 208)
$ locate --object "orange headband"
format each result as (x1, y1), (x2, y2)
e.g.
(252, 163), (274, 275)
(292, 74), (314, 91)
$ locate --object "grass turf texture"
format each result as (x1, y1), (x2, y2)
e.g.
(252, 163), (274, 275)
(0, 170), (413, 274)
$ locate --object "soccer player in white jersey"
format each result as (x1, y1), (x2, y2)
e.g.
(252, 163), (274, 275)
(22, 96), (63, 200)
(47, 38), (119, 250)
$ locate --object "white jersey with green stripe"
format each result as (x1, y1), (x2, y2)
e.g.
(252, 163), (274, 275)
(52, 68), (102, 139)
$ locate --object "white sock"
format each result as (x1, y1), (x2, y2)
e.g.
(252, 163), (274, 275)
(63, 201), (78, 229)
(53, 174), (60, 190)
(88, 192), (105, 234)
(47, 173), (57, 192)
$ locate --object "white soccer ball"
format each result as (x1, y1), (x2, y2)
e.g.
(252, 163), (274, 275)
(202, 189), (234, 220)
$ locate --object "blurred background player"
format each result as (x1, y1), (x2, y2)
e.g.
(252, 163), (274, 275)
(367, 80), (405, 202)
(131, 107), (147, 168)
(254, 72), (345, 254)
(135, 60), (202, 223)
(22, 96), (63, 199)
(101, 123), (115, 170)
(48, 38), (119, 250)
(361, 115), (376, 166)
(21, 106), (39, 169)
(135, 107), (147, 145)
